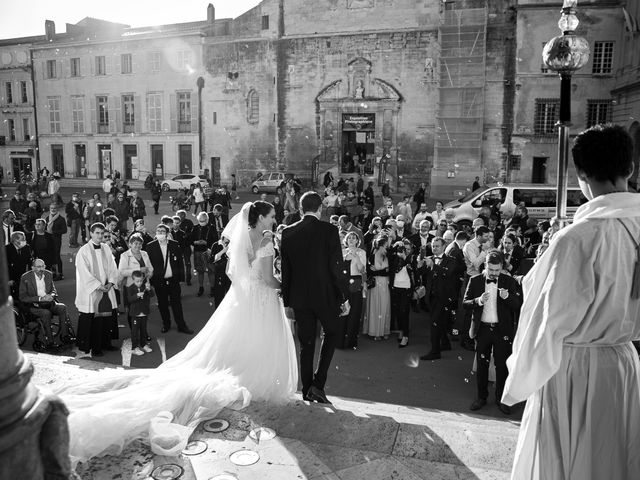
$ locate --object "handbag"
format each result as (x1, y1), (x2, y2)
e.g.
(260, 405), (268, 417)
(95, 291), (113, 317)
(413, 285), (426, 300)
(366, 275), (376, 289)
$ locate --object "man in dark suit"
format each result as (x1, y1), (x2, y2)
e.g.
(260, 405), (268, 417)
(281, 191), (349, 404)
(176, 209), (194, 285)
(2, 209), (25, 246)
(19, 259), (71, 347)
(7, 230), (33, 301)
(409, 219), (434, 259)
(464, 250), (522, 414)
(445, 231), (471, 346)
(146, 224), (193, 334)
(26, 218), (55, 270)
(419, 237), (460, 360)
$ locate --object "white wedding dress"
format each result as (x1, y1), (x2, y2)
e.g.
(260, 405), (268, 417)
(55, 203), (299, 466)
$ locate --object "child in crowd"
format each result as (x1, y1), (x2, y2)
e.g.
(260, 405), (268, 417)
(126, 270), (155, 356)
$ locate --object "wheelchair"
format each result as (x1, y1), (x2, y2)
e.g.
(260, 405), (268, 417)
(14, 302), (76, 352)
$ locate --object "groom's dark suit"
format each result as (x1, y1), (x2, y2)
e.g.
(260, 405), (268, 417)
(281, 214), (348, 397)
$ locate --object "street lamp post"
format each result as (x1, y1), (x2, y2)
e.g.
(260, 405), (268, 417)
(542, 0), (590, 224)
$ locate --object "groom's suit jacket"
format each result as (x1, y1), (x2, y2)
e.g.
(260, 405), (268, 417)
(280, 215), (348, 311)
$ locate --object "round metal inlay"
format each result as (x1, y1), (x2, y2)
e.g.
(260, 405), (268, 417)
(208, 474), (238, 480)
(151, 463), (184, 480)
(203, 418), (229, 433)
(248, 427), (276, 441)
(229, 449), (260, 466)
(182, 440), (207, 456)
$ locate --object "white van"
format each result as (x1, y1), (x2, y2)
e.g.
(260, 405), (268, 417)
(444, 183), (588, 228)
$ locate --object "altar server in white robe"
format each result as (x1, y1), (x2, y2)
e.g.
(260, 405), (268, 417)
(502, 124), (640, 480)
(75, 222), (119, 357)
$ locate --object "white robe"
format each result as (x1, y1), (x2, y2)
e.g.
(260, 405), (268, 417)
(75, 242), (119, 314)
(502, 192), (640, 480)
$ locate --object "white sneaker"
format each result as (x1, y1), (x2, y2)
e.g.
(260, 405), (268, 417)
(142, 345), (153, 353)
(132, 347), (144, 356)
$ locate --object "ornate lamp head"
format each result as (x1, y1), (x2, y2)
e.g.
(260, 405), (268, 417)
(542, 0), (590, 74)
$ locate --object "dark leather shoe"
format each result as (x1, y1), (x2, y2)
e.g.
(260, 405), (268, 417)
(178, 327), (194, 334)
(470, 398), (487, 411)
(161, 326), (170, 333)
(420, 352), (441, 361)
(398, 338), (409, 348)
(196, 287), (204, 297)
(497, 403), (512, 415)
(307, 386), (331, 404)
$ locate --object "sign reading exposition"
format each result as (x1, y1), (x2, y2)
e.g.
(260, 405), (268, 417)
(343, 114), (375, 131)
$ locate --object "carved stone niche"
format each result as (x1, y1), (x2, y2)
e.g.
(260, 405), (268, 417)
(347, 57), (372, 99)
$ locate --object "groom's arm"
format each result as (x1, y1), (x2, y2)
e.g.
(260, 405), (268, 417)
(327, 225), (348, 303)
(280, 230), (292, 307)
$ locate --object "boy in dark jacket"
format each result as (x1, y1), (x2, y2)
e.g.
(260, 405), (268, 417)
(126, 270), (155, 356)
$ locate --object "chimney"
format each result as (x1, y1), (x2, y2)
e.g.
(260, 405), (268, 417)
(45, 20), (56, 41)
(207, 4), (215, 24)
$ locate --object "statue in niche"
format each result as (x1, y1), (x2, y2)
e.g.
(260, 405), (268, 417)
(354, 80), (365, 99)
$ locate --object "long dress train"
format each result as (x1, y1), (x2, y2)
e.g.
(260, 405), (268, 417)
(56, 206), (298, 466)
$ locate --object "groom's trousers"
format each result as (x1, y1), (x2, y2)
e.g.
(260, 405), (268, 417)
(295, 306), (339, 394)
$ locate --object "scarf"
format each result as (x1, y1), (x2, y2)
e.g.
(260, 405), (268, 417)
(47, 213), (59, 234)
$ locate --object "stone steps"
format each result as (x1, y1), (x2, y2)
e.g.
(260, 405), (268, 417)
(26, 352), (519, 480)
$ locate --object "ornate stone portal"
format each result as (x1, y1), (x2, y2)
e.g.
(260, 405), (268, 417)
(316, 57), (402, 184)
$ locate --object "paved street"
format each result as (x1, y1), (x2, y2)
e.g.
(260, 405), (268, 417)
(12, 187), (523, 421)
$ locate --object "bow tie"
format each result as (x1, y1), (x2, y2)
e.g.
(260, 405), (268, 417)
(486, 279), (497, 284)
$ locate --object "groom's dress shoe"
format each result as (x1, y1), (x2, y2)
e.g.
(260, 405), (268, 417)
(307, 386), (332, 404)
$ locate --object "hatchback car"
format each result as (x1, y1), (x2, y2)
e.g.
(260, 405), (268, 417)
(250, 172), (290, 195)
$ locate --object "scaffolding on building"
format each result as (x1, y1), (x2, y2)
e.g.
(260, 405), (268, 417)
(435, 6), (488, 170)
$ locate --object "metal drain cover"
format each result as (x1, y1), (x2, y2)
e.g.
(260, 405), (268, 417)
(203, 419), (229, 433)
(182, 440), (207, 456)
(229, 449), (260, 466)
(151, 463), (184, 479)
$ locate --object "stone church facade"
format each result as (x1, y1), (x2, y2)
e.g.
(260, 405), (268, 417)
(202, 0), (516, 197)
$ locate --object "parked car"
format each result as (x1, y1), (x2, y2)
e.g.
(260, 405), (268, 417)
(250, 172), (292, 195)
(161, 174), (208, 191)
(444, 183), (587, 229)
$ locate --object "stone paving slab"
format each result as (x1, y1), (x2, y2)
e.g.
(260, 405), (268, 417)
(26, 352), (518, 480)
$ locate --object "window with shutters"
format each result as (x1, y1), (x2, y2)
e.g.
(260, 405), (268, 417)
(121, 53), (132, 74)
(97, 95), (109, 133)
(7, 119), (15, 141)
(122, 94), (135, 133)
(20, 81), (27, 103)
(22, 118), (30, 141)
(247, 90), (259, 124)
(71, 57), (81, 77)
(534, 99), (559, 135)
(178, 92), (191, 133)
(95, 56), (106, 76)
(149, 51), (161, 73)
(177, 50), (191, 69)
(48, 97), (61, 133)
(147, 93), (162, 132)
(71, 96), (84, 133)
(46, 60), (56, 79)
(586, 100), (612, 127)
(592, 41), (614, 74)
(5, 82), (12, 104)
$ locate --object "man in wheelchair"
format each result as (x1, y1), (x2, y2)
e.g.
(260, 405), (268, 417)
(19, 258), (72, 349)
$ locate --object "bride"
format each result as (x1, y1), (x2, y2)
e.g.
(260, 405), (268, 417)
(56, 201), (299, 466)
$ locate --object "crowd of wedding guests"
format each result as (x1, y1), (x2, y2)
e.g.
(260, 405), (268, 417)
(8, 171), (564, 412)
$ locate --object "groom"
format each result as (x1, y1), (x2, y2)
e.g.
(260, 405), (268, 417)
(281, 191), (349, 404)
